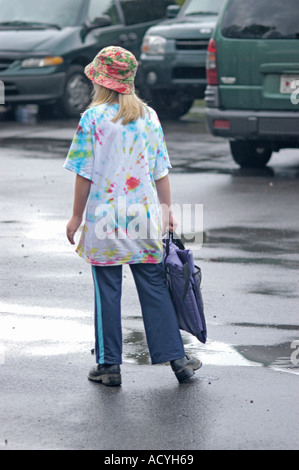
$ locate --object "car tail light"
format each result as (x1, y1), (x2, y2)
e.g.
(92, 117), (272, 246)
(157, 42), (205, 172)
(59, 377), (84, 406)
(206, 39), (218, 86)
(213, 120), (230, 129)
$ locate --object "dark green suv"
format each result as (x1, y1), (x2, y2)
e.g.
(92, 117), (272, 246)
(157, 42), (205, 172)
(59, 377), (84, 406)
(205, 0), (299, 168)
(139, 0), (225, 119)
(0, 0), (174, 117)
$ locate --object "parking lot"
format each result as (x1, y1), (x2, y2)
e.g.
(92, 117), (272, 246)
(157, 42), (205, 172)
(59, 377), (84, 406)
(0, 103), (298, 450)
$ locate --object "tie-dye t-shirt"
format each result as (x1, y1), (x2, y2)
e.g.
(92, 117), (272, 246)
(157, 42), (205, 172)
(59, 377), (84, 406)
(63, 103), (171, 266)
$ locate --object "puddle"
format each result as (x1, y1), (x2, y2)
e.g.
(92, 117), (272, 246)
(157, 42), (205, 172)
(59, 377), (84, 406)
(202, 256), (299, 270)
(248, 284), (299, 299)
(122, 327), (299, 376)
(204, 226), (299, 256)
(195, 226), (299, 270)
(184, 337), (298, 375)
(122, 331), (257, 368)
(123, 330), (150, 365)
(187, 340), (260, 368)
(1, 301), (298, 376)
(236, 342), (299, 376)
(25, 219), (65, 241)
(0, 302), (93, 358)
(231, 322), (299, 331)
(0, 220), (20, 224)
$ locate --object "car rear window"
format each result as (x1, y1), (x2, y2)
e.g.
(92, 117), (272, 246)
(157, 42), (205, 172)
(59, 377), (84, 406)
(221, 0), (299, 39)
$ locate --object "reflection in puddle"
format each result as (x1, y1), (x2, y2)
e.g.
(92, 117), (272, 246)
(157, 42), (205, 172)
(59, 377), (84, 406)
(1, 301), (298, 376)
(123, 330), (150, 365)
(190, 339), (299, 375)
(236, 343), (299, 376)
(0, 302), (93, 358)
(187, 339), (258, 368)
(0, 313), (92, 357)
(122, 329), (299, 376)
(25, 219), (66, 241)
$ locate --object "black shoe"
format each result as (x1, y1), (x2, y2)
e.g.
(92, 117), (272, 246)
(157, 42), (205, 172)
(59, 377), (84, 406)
(88, 364), (121, 386)
(170, 355), (202, 383)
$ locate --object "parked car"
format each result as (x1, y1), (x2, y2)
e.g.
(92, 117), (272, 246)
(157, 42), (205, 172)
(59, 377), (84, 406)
(0, 0), (175, 117)
(205, 0), (299, 168)
(139, 0), (225, 119)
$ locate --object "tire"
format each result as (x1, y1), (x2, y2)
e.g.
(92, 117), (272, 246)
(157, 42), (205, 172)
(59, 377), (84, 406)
(59, 65), (91, 118)
(230, 140), (272, 168)
(144, 89), (194, 119)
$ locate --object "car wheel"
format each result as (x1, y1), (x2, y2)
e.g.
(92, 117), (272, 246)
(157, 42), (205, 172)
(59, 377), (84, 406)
(145, 90), (194, 119)
(59, 65), (91, 118)
(230, 141), (272, 168)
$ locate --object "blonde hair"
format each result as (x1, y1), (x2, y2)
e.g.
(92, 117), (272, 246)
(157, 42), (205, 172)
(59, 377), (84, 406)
(88, 84), (149, 125)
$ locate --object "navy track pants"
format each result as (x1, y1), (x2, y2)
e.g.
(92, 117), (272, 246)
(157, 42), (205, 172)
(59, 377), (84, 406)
(91, 263), (185, 365)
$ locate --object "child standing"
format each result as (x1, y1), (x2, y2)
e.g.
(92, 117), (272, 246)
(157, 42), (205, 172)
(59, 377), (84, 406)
(64, 46), (201, 385)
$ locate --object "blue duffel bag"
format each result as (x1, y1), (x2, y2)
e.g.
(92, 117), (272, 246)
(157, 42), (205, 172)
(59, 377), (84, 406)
(163, 232), (207, 344)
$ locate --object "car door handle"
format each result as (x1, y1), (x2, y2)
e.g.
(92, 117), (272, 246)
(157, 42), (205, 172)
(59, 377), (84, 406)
(119, 34), (128, 42)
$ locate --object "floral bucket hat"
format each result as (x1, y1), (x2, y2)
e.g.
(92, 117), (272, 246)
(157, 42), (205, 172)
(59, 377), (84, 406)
(84, 46), (138, 95)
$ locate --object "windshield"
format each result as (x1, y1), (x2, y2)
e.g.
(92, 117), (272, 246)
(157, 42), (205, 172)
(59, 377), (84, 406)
(0, 0), (84, 28)
(221, 0), (299, 39)
(182, 0), (225, 16)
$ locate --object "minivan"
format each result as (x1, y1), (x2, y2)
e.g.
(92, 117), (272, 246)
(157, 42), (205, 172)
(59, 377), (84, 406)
(205, 0), (299, 168)
(0, 0), (174, 117)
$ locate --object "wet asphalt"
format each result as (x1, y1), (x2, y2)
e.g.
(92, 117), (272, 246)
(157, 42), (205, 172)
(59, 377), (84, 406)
(0, 105), (298, 450)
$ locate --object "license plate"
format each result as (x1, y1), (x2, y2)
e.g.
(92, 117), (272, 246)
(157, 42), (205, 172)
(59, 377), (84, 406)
(280, 74), (299, 94)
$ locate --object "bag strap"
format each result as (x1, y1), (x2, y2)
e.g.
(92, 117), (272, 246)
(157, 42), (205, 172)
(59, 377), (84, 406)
(165, 231), (185, 257)
(182, 262), (191, 301)
(165, 232), (171, 258)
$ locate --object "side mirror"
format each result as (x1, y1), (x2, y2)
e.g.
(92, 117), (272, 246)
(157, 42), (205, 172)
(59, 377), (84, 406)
(166, 5), (180, 18)
(90, 15), (112, 28)
(81, 15), (111, 41)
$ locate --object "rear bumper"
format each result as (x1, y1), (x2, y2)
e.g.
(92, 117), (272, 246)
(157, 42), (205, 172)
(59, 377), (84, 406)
(205, 107), (299, 142)
(0, 72), (66, 104)
(140, 51), (207, 97)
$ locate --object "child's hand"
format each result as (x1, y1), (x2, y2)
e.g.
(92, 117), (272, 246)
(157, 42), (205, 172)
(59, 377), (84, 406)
(162, 211), (178, 234)
(168, 212), (178, 233)
(66, 216), (82, 245)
